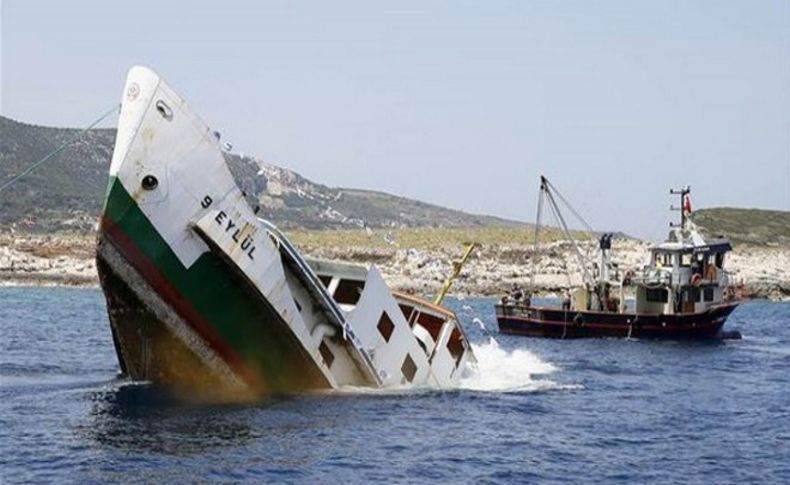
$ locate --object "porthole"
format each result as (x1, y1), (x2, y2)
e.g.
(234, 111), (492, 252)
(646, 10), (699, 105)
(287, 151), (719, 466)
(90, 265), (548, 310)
(141, 175), (159, 191)
(155, 100), (173, 120)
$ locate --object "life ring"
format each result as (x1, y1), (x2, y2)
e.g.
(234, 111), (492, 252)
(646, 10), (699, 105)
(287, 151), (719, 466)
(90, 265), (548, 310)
(691, 274), (702, 287)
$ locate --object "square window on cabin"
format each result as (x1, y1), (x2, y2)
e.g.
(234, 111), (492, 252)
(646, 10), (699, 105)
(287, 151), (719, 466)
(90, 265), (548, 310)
(333, 279), (365, 305)
(681, 253), (692, 267)
(319, 341), (335, 368)
(685, 287), (701, 302)
(377, 311), (395, 342)
(401, 354), (417, 383)
(646, 288), (668, 303)
(704, 287), (714, 302)
(446, 328), (466, 367)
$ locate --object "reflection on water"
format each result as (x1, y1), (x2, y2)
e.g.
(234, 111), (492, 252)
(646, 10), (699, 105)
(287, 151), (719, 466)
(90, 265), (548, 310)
(80, 382), (260, 454)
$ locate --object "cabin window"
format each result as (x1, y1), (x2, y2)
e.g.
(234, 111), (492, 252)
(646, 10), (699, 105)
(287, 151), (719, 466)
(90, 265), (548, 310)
(415, 312), (445, 341)
(684, 287), (700, 302)
(645, 288), (668, 303)
(401, 354), (417, 383)
(715, 253), (725, 268)
(680, 253), (692, 267)
(446, 327), (466, 367)
(657, 253), (673, 267)
(399, 304), (415, 325)
(319, 341), (335, 368)
(704, 287), (714, 302)
(318, 275), (332, 288)
(377, 312), (395, 342)
(333, 279), (365, 305)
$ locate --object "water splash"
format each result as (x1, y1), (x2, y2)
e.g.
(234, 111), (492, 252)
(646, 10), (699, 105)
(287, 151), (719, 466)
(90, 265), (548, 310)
(458, 340), (579, 393)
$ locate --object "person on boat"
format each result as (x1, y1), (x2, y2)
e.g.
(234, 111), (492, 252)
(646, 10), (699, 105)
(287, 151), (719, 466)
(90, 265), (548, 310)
(510, 283), (524, 303)
(562, 289), (571, 311)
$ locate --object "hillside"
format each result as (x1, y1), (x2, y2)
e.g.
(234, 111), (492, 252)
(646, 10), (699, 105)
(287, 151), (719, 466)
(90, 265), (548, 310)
(0, 115), (521, 232)
(692, 208), (790, 247)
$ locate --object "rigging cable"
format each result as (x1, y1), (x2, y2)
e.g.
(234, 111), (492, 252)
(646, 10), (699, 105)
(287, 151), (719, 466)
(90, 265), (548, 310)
(0, 104), (120, 195)
(544, 186), (593, 285)
(529, 181), (545, 292)
(544, 178), (598, 262)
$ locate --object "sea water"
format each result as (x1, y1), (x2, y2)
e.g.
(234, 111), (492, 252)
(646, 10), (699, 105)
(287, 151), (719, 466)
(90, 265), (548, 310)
(1, 286), (788, 483)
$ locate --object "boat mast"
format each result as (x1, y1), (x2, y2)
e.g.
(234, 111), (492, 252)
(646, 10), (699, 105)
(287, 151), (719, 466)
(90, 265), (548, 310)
(529, 177), (546, 293)
(669, 185), (690, 230)
(537, 176), (593, 286)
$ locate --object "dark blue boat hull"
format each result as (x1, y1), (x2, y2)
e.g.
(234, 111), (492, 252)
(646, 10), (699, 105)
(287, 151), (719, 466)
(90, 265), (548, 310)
(495, 303), (739, 339)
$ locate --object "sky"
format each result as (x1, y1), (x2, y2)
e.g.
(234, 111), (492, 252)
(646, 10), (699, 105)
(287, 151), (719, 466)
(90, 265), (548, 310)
(1, 0), (788, 239)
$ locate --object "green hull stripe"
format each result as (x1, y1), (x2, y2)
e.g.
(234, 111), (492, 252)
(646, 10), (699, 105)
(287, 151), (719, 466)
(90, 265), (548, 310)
(102, 177), (324, 390)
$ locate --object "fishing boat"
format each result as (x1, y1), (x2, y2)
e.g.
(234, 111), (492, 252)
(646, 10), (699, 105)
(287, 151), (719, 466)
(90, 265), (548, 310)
(495, 176), (742, 339)
(96, 66), (475, 399)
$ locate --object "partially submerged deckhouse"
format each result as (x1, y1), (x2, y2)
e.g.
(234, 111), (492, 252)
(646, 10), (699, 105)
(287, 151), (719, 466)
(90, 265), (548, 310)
(97, 66), (475, 399)
(495, 177), (741, 339)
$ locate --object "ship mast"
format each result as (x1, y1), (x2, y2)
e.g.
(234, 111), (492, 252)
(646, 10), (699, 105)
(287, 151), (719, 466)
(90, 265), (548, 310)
(669, 185), (691, 230)
(530, 176), (594, 289)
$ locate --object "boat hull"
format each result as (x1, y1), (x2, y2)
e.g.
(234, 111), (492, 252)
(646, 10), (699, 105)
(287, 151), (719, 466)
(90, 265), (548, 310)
(94, 65), (476, 398)
(495, 303), (739, 339)
(96, 181), (331, 398)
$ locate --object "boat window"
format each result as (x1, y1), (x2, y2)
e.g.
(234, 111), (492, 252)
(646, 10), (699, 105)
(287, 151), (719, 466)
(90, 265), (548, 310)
(399, 304), (415, 325)
(415, 312), (446, 341)
(645, 288), (668, 303)
(333, 279), (365, 305)
(401, 354), (417, 383)
(715, 253), (725, 268)
(318, 275), (332, 288)
(680, 253), (692, 267)
(446, 327), (466, 367)
(704, 287), (714, 302)
(658, 253), (673, 267)
(319, 341), (335, 368)
(377, 311), (395, 342)
(684, 287), (700, 302)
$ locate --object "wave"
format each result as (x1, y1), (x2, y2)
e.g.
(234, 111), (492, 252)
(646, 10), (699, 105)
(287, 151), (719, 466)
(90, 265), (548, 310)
(458, 340), (579, 393)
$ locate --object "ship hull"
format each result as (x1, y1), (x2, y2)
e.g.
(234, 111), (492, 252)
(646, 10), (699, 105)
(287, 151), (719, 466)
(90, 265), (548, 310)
(495, 303), (739, 339)
(97, 179), (330, 399)
(93, 66), (476, 398)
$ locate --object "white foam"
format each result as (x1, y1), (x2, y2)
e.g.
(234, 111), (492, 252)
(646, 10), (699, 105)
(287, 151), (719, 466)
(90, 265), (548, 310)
(458, 340), (578, 392)
(328, 339), (578, 396)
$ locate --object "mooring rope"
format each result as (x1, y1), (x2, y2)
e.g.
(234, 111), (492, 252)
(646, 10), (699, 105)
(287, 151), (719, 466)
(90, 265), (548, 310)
(0, 104), (120, 195)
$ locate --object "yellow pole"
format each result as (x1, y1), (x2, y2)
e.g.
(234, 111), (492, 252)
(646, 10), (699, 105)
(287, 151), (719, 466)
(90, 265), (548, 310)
(434, 242), (480, 305)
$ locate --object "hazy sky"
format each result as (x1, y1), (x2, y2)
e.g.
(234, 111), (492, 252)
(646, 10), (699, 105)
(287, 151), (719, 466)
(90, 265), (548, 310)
(2, 0), (788, 239)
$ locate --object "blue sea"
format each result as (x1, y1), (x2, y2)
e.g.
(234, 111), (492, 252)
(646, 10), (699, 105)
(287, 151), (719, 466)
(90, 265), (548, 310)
(1, 286), (788, 484)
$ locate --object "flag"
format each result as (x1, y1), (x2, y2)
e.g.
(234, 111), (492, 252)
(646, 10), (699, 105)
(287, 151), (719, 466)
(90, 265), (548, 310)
(683, 194), (692, 214)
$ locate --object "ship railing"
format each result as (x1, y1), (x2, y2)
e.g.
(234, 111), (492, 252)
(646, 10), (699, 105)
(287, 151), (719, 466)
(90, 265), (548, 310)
(631, 266), (671, 288)
(257, 218), (382, 386)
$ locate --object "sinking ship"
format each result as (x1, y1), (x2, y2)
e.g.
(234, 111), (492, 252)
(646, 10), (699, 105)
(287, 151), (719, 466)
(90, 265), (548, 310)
(495, 177), (742, 339)
(96, 66), (475, 399)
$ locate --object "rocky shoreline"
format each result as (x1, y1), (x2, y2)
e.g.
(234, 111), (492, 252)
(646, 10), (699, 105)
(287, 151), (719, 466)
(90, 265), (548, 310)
(1, 232), (789, 300)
